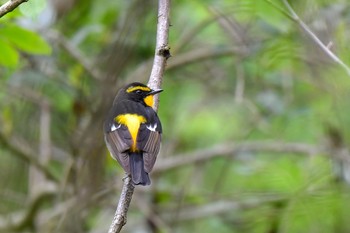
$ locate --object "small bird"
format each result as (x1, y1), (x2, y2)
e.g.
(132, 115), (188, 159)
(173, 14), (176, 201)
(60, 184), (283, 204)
(104, 82), (163, 185)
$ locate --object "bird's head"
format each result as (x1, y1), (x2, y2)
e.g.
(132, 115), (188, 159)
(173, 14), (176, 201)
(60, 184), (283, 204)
(117, 82), (163, 108)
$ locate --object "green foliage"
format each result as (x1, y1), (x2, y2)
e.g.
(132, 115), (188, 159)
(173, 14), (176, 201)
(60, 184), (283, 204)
(1, 0), (350, 232)
(0, 36), (18, 67)
(0, 24), (51, 54)
(0, 22), (51, 67)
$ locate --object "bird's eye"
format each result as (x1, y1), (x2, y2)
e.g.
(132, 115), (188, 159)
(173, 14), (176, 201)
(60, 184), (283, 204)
(135, 90), (142, 94)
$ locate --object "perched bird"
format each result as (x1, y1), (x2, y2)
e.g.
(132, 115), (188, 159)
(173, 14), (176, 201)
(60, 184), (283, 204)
(104, 82), (163, 185)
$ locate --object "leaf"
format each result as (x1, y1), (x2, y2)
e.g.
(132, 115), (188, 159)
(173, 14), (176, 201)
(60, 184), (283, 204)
(0, 24), (51, 54)
(0, 38), (19, 67)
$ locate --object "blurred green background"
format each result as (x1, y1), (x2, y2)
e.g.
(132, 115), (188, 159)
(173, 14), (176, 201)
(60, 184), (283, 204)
(1, 0), (350, 232)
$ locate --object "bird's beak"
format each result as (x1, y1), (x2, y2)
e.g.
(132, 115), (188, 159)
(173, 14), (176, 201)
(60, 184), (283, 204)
(148, 89), (163, 95)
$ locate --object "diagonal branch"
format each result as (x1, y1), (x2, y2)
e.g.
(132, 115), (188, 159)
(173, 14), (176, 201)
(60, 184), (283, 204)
(0, 131), (58, 182)
(282, 0), (350, 76)
(265, 0), (350, 76)
(0, 0), (28, 18)
(108, 1), (171, 232)
(46, 31), (103, 81)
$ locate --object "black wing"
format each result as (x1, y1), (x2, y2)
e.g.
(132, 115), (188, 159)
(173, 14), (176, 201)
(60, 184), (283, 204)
(137, 111), (162, 173)
(104, 124), (133, 173)
(103, 100), (137, 173)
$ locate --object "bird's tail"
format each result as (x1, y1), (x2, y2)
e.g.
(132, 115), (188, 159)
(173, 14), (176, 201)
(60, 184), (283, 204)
(129, 152), (151, 185)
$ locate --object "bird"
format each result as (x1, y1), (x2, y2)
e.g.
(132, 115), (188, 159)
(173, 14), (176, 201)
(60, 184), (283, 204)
(104, 82), (163, 185)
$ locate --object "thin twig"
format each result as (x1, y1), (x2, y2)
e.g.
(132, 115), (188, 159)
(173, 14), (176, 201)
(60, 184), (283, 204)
(108, 0), (171, 232)
(283, 0), (350, 76)
(0, 0), (28, 18)
(266, 0), (350, 76)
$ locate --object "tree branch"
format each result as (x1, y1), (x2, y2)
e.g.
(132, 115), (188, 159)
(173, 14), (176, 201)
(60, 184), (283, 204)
(127, 46), (242, 83)
(0, 0), (28, 18)
(108, 0), (171, 232)
(266, 0), (350, 76)
(154, 141), (324, 173)
(46, 30), (103, 81)
(0, 189), (56, 231)
(147, 0), (171, 112)
(163, 196), (286, 222)
(0, 131), (58, 182)
(108, 176), (135, 233)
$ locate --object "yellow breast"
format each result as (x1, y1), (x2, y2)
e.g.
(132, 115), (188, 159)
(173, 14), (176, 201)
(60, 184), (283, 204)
(115, 114), (146, 151)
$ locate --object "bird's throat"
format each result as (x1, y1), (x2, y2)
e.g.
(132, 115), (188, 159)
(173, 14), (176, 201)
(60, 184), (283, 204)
(143, 95), (154, 108)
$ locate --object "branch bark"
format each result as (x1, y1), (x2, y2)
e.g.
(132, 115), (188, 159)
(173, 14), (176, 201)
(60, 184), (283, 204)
(108, 0), (171, 232)
(0, 0), (28, 18)
(147, 0), (171, 112)
(108, 176), (135, 233)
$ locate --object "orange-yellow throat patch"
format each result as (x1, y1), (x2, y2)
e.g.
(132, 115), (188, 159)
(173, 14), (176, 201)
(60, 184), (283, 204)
(115, 114), (146, 151)
(143, 95), (154, 108)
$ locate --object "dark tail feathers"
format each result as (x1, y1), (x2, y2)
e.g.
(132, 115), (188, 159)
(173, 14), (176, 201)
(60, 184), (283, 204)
(129, 152), (151, 185)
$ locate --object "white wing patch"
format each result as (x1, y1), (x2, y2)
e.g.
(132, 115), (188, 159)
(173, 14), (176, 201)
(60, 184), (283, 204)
(111, 123), (121, 132)
(146, 123), (157, 132)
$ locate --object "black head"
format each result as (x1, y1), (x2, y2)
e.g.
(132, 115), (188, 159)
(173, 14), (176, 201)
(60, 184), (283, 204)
(115, 82), (163, 107)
